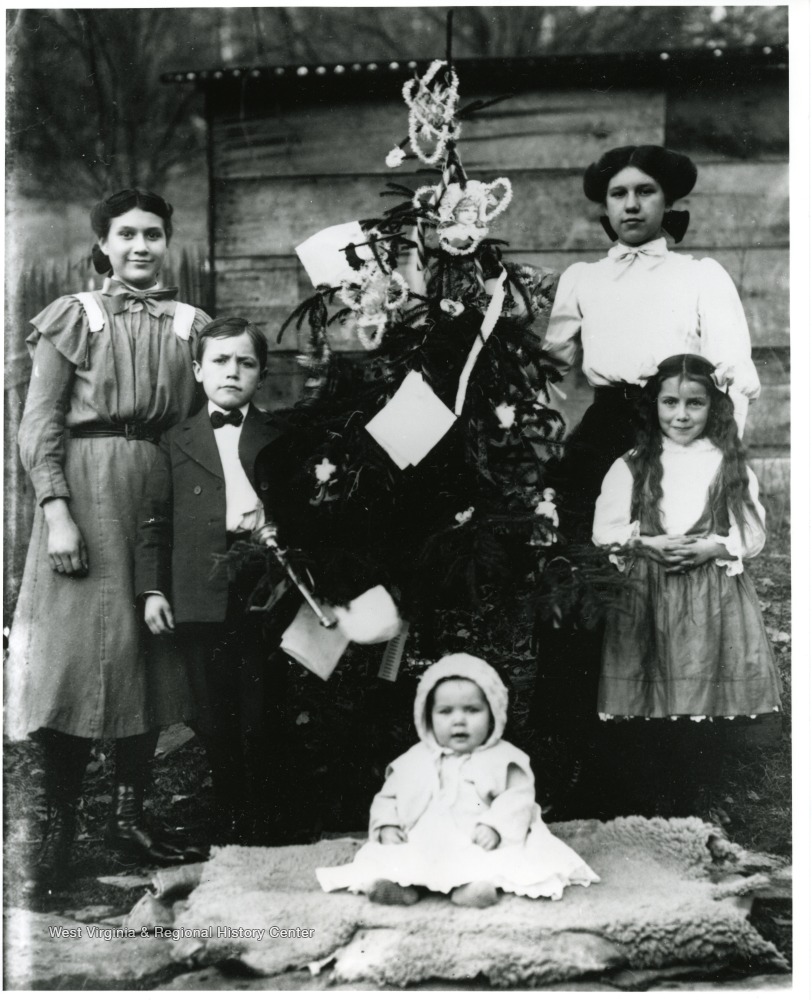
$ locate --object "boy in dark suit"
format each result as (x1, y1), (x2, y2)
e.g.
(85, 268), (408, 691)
(136, 317), (296, 845)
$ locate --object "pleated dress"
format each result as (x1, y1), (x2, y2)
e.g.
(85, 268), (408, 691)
(5, 282), (211, 740)
(594, 439), (782, 719)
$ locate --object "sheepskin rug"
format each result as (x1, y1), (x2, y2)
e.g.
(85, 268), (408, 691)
(170, 816), (788, 987)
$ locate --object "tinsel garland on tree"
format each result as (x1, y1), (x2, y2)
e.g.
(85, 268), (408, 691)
(232, 58), (621, 648)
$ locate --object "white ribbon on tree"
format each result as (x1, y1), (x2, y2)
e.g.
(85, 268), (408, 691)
(454, 266), (508, 415)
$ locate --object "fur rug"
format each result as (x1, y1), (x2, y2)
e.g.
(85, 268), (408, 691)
(170, 817), (788, 987)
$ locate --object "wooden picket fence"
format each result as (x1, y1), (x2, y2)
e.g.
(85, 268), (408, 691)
(3, 247), (211, 621)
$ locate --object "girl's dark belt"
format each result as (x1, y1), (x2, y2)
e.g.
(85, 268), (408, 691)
(70, 423), (160, 444)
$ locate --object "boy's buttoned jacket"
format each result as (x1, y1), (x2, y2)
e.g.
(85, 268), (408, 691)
(135, 403), (284, 623)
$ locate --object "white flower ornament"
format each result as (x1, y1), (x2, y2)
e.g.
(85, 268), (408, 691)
(339, 260), (410, 351)
(495, 402), (516, 430)
(315, 458), (337, 484)
(454, 506), (475, 526)
(440, 298), (464, 317)
(385, 146), (406, 169)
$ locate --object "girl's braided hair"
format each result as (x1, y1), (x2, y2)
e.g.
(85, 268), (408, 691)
(628, 353), (761, 537)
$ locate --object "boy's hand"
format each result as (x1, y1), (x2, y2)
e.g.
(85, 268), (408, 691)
(144, 594), (175, 635)
(378, 825), (407, 845)
(473, 824), (501, 851)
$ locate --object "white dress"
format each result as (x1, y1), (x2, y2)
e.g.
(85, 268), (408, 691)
(316, 742), (600, 901)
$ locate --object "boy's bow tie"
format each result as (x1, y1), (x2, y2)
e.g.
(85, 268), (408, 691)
(210, 409), (243, 429)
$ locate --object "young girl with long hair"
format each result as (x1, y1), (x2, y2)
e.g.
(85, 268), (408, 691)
(592, 354), (781, 811)
(6, 189), (212, 891)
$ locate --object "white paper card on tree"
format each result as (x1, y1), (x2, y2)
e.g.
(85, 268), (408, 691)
(365, 370), (457, 468)
(280, 601), (350, 681)
(295, 221), (370, 288)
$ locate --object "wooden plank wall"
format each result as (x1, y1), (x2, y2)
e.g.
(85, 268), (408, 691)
(210, 80), (789, 455)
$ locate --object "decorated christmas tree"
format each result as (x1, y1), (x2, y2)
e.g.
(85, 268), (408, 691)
(237, 53), (619, 682)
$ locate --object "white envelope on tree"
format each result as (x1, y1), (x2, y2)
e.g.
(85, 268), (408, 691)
(295, 221), (370, 287)
(365, 370), (457, 469)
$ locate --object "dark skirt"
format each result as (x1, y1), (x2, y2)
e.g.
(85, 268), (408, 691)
(600, 557), (782, 719)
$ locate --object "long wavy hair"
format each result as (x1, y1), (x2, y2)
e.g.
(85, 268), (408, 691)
(628, 354), (761, 536)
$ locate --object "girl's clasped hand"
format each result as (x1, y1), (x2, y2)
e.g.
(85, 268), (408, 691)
(635, 534), (729, 572)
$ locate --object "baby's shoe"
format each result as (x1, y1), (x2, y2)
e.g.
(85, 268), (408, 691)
(450, 881), (498, 908)
(367, 879), (420, 906)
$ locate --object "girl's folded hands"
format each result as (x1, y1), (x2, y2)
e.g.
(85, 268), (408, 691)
(638, 534), (730, 572)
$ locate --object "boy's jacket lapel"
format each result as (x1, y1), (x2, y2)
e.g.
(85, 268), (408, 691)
(174, 404), (284, 483)
(176, 408), (224, 479)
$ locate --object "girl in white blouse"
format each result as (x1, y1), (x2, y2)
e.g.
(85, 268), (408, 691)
(532, 147), (761, 819)
(592, 354), (780, 812)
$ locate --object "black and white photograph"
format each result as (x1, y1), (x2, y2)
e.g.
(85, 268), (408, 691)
(3, 2), (808, 991)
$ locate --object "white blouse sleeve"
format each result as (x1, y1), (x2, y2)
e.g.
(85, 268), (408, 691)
(592, 457), (639, 547)
(697, 258), (761, 434)
(710, 466), (767, 575)
(541, 262), (585, 375)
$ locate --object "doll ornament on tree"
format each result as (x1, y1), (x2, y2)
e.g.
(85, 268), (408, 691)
(420, 178), (512, 256)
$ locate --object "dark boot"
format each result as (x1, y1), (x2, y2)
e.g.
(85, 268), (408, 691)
(26, 729), (92, 894)
(112, 731), (208, 863)
(107, 783), (190, 864)
(27, 800), (78, 894)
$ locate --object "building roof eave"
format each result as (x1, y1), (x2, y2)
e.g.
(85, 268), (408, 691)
(162, 44), (788, 94)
